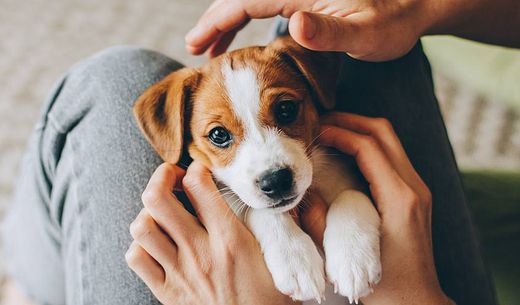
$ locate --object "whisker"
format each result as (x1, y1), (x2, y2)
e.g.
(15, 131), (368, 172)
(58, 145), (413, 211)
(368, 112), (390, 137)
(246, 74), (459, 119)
(306, 128), (329, 151)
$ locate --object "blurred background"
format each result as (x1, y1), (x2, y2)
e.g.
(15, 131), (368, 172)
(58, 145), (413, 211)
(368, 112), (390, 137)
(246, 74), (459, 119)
(0, 0), (519, 304)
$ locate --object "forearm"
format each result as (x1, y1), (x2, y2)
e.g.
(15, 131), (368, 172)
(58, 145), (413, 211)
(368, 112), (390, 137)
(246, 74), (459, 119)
(424, 0), (520, 47)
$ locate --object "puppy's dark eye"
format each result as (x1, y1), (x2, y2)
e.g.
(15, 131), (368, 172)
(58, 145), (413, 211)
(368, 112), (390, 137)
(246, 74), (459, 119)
(275, 100), (300, 124)
(208, 127), (232, 148)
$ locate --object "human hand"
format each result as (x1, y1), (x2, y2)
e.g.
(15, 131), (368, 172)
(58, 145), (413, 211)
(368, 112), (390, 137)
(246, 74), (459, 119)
(300, 112), (455, 305)
(185, 0), (431, 61)
(125, 162), (296, 305)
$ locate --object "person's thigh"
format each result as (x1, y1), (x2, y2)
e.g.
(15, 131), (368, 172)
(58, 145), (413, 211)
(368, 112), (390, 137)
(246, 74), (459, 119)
(2, 46), (183, 305)
(335, 42), (497, 305)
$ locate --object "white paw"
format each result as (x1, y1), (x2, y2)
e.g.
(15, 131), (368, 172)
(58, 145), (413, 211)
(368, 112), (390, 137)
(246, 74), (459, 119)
(264, 234), (326, 302)
(324, 190), (382, 304)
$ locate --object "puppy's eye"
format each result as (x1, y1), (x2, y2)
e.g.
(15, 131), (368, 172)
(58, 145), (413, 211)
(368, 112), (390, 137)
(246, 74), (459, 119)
(208, 127), (232, 148)
(275, 100), (300, 124)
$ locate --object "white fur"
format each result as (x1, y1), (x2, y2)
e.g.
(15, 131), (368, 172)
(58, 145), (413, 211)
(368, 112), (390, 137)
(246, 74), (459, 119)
(221, 62), (262, 137)
(312, 148), (382, 304)
(215, 62), (312, 212)
(246, 209), (326, 302)
(214, 61), (381, 304)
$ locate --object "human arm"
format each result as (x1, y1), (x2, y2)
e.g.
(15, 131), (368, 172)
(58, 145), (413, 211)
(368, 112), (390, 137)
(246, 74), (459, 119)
(125, 162), (297, 305)
(428, 0), (520, 48)
(185, 0), (520, 61)
(300, 112), (455, 305)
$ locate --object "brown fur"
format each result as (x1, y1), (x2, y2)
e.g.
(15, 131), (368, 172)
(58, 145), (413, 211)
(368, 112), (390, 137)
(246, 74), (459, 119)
(133, 37), (341, 168)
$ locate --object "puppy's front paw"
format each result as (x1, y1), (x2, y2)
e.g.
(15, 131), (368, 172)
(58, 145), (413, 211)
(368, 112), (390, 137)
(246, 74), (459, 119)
(264, 234), (326, 302)
(324, 190), (381, 304)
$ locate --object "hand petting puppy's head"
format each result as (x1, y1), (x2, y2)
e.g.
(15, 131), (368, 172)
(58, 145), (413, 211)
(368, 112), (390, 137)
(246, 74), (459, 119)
(134, 37), (340, 212)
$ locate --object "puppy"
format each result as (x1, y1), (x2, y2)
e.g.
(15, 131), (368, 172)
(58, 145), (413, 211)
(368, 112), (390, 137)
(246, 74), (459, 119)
(133, 37), (381, 304)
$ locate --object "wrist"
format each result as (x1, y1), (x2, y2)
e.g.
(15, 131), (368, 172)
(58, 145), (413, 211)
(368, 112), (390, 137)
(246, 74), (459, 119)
(413, 0), (457, 36)
(401, 0), (444, 39)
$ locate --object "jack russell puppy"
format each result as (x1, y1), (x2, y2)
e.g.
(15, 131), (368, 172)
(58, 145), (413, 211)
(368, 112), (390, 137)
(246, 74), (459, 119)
(133, 37), (381, 304)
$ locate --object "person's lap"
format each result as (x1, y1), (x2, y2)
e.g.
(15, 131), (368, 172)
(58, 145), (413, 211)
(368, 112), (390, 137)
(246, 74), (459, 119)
(2, 47), (179, 305)
(1, 43), (496, 305)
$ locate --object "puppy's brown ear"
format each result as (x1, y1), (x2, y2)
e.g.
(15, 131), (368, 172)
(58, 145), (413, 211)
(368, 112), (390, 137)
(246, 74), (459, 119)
(133, 68), (199, 164)
(269, 36), (341, 110)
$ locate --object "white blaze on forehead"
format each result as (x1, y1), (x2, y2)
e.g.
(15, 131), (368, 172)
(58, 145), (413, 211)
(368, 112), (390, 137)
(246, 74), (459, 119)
(222, 61), (262, 137)
(216, 60), (313, 211)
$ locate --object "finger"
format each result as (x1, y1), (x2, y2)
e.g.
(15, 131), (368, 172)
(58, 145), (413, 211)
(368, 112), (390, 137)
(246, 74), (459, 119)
(206, 27), (240, 58)
(130, 209), (178, 268)
(318, 125), (411, 210)
(185, 0), (250, 55)
(321, 113), (429, 199)
(172, 166), (186, 192)
(300, 191), (328, 250)
(143, 163), (202, 243)
(186, 0), (307, 54)
(125, 241), (165, 289)
(288, 11), (363, 54)
(148, 162), (186, 191)
(182, 161), (240, 233)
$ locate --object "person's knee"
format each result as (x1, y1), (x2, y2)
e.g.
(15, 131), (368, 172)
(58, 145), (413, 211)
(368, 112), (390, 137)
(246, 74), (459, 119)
(84, 46), (178, 73)
(72, 45), (183, 90)
(48, 46), (183, 126)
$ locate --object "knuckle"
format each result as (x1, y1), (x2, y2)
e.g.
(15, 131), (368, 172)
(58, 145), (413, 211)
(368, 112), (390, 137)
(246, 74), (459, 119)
(182, 171), (203, 190)
(125, 245), (143, 266)
(358, 135), (378, 150)
(373, 117), (393, 133)
(400, 185), (421, 210)
(129, 216), (154, 240)
(159, 162), (177, 177)
(141, 188), (168, 209)
(141, 188), (159, 205)
(322, 18), (343, 49)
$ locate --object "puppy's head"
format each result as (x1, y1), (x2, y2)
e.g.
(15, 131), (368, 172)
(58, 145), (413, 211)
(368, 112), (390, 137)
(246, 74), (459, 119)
(134, 37), (340, 212)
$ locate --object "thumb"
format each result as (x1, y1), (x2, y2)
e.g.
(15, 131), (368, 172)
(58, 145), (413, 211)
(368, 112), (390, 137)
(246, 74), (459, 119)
(288, 11), (358, 53)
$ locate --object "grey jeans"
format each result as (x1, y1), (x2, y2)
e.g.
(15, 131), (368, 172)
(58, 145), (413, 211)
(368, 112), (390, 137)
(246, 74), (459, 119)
(2, 43), (497, 305)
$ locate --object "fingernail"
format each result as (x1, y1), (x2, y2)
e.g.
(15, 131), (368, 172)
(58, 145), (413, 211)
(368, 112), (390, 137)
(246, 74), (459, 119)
(303, 14), (317, 40)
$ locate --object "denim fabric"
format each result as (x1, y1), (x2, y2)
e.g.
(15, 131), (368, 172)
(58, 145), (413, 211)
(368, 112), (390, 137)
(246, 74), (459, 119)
(2, 43), (496, 305)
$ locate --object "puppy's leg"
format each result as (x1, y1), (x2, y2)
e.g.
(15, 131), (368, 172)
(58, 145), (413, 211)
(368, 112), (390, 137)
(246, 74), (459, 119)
(312, 149), (381, 303)
(324, 190), (381, 304)
(246, 210), (326, 302)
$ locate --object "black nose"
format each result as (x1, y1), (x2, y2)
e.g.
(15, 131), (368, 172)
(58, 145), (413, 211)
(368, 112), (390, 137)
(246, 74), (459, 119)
(257, 168), (294, 199)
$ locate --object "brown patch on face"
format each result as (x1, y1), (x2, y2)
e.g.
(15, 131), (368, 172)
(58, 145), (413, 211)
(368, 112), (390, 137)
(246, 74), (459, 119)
(186, 46), (323, 169)
(256, 56), (321, 153)
(185, 38), (337, 169)
(187, 56), (245, 169)
(238, 46), (321, 153)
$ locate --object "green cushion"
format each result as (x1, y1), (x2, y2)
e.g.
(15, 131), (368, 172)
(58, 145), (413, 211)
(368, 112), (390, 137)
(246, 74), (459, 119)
(462, 171), (520, 305)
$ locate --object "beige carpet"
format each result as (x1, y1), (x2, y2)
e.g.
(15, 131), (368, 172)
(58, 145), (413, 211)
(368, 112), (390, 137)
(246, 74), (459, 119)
(0, 0), (275, 213)
(0, 0), (519, 292)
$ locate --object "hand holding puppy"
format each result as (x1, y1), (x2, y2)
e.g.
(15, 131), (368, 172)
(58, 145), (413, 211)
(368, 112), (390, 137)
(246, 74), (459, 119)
(127, 113), (454, 305)
(303, 113), (454, 305)
(126, 162), (295, 305)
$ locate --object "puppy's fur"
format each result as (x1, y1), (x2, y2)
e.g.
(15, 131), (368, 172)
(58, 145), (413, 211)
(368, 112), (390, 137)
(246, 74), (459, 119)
(134, 37), (381, 303)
